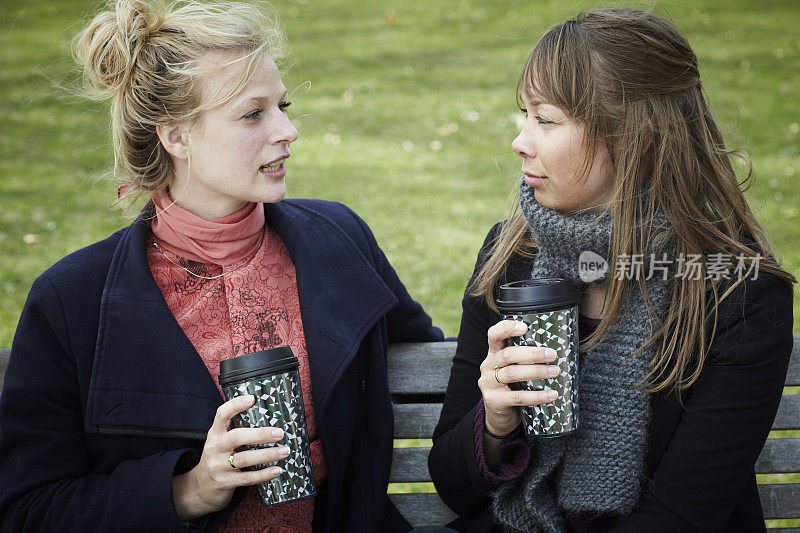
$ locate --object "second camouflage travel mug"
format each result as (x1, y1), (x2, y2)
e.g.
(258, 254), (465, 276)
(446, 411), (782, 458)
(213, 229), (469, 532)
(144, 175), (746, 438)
(496, 278), (580, 437)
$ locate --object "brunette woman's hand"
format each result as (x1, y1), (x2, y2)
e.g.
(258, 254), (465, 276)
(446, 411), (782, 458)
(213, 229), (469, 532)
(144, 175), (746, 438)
(479, 320), (560, 437)
(171, 395), (288, 521)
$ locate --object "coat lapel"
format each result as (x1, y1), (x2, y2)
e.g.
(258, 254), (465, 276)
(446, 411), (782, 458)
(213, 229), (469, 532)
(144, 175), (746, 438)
(265, 200), (398, 418)
(85, 200), (397, 437)
(85, 214), (222, 437)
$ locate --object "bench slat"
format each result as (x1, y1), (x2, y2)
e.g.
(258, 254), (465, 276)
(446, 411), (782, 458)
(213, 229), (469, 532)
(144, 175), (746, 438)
(393, 394), (799, 439)
(387, 335), (800, 396)
(759, 483), (800, 520)
(391, 439), (800, 482)
(391, 447), (431, 483)
(387, 342), (457, 395)
(773, 395), (800, 431)
(789, 336), (800, 386)
(2, 337), (798, 394)
(0, 349), (8, 393)
(393, 403), (441, 439)
(388, 493), (457, 528)
(756, 439), (800, 473)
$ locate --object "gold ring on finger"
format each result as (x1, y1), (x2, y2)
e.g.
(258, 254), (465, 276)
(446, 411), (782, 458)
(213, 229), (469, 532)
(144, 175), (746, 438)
(494, 365), (503, 385)
(228, 453), (237, 469)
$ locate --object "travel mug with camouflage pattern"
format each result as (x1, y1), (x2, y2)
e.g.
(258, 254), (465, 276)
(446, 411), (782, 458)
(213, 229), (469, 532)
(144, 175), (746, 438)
(219, 346), (316, 507)
(496, 279), (580, 437)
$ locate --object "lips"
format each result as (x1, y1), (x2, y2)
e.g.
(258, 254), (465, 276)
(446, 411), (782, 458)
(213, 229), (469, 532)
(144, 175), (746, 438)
(522, 171), (546, 180)
(522, 171), (547, 187)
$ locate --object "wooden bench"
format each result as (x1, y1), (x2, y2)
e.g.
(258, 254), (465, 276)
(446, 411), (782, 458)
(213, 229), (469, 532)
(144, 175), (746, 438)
(2, 339), (799, 529)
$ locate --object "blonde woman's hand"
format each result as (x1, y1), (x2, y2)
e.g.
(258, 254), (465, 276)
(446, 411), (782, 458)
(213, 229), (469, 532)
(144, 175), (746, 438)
(479, 320), (560, 437)
(171, 395), (288, 521)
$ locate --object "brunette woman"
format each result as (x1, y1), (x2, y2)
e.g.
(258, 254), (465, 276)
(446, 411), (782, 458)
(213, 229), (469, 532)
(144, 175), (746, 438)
(0, 1), (442, 531)
(428, 9), (794, 532)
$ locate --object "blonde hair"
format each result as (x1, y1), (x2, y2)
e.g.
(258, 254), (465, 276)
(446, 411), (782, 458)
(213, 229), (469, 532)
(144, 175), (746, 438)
(73, 0), (286, 206)
(471, 8), (796, 404)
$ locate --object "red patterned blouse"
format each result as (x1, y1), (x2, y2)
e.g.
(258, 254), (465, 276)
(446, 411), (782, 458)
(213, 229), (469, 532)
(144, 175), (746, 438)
(147, 196), (327, 533)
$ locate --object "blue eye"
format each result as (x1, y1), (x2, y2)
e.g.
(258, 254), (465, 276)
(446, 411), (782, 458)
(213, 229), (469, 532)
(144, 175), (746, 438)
(534, 114), (552, 125)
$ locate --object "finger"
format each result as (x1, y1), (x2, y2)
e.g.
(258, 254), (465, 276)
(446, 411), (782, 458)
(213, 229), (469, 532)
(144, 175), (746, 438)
(223, 426), (285, 450)
(209, 395), (256, 437)
(497, 362), (560, 384)
(494, 345), (558, 368)
(478, 370), (505, 394)
(232, 446), (290, 470)
(235, 466), (284, 487)
(487, 320), (529, 353)
(497, 388), (558, 407)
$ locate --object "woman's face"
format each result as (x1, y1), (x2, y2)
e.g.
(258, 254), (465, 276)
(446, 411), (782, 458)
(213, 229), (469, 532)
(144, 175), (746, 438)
(168, 52), (298, 220)
(512, 92), (614, 213)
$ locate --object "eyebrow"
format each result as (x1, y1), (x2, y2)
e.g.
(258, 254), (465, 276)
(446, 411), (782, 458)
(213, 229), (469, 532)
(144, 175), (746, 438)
(233, 89), (289, 107)
(527, 100), (544, 107)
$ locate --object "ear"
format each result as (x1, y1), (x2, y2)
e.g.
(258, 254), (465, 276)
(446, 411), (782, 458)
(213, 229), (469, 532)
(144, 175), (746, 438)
(156, 122), (189, 160)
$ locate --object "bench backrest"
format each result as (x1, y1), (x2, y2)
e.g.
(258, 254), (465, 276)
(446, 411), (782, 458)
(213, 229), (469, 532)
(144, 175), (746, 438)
(1, 338), (799, 529)
(386, 337), (800, 530)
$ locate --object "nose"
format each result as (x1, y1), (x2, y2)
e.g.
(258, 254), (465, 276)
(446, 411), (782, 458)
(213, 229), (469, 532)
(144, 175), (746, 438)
(270, 111), (299, 145)
(512, 121), (535, 159)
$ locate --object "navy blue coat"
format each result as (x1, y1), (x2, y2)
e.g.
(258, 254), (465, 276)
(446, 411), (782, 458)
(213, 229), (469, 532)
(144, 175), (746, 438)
(0, 199), (443, 532)
(429, 223), (794, 532)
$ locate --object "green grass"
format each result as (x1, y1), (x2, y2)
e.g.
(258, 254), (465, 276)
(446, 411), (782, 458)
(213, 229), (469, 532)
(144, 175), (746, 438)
(1, 0), (799, 341)
(2, 0), (799, 527)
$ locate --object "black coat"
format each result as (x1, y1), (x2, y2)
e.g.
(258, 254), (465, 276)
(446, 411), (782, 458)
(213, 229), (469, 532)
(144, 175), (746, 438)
(0, 199), (444, 533)
(428, 223), (793, 532)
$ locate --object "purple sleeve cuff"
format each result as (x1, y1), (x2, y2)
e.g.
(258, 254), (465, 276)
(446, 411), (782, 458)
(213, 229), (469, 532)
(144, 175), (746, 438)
(473, 399), (530, 484)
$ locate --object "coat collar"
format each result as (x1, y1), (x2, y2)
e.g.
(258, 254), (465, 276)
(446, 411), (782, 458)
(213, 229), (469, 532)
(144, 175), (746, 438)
(85, 200), (397, 437)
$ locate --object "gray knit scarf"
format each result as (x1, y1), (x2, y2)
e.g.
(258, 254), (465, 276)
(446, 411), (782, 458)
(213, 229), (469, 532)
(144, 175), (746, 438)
(491, 181), (672, 532)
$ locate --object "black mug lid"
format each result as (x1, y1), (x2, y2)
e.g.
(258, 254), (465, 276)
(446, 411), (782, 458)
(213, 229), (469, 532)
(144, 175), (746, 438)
(495, 278), (578, 313)
(218, 346), (298, 386)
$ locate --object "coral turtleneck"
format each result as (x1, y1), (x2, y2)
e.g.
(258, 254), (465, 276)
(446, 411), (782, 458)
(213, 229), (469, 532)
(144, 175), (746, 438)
(150, 191), (265, 265)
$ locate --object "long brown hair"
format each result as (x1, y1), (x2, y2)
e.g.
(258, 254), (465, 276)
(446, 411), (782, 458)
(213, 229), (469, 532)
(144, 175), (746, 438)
(472, 8), (795, 403)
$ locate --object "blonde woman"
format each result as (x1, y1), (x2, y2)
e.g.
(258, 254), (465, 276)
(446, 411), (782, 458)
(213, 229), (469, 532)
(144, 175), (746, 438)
(0, 1), (442, 531)
(428, 9), (795, 532)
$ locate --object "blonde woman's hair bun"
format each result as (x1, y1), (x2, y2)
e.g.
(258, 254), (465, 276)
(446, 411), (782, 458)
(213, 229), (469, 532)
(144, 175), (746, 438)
(74, 0), (169, 96)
